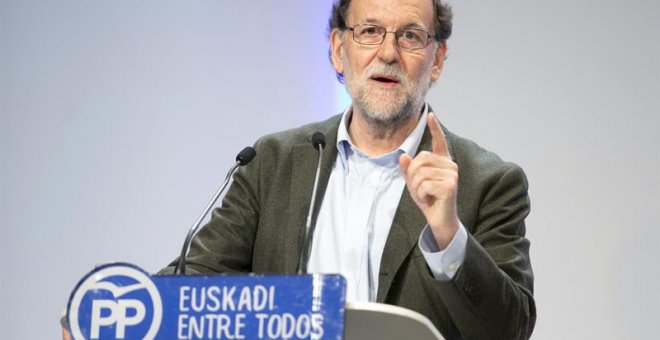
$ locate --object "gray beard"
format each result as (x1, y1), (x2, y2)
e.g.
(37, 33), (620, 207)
(351, 88), (418, 131)
(342, 56), (431, 134)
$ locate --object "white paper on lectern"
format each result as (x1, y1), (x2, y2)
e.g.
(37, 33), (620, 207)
(344, 302), (445, 340)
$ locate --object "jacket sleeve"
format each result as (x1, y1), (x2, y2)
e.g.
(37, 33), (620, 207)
(158, 142), (262, 275)
(434, 164), (536, 340)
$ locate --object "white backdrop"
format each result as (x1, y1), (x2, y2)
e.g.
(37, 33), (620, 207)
(1, 1), (658, 339)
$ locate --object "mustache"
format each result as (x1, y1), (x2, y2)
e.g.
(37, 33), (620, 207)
(365, 64), (406, 82)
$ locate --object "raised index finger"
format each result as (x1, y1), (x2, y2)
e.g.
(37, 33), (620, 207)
(428, 112), (450, 157)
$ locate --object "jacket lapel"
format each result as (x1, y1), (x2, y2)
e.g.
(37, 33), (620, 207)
(377, 186), (428, 301)
(283, 117), (341, 272)
(377, 109), (456, 301)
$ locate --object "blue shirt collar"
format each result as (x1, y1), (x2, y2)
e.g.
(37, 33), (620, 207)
(336, 104), (429, 165)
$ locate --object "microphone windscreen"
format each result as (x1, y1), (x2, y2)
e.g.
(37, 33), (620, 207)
(236, 146), (256, 165)
(312, 132), (326, 150)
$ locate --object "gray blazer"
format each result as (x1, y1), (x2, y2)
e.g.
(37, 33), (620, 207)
(164, 112), (536, 339)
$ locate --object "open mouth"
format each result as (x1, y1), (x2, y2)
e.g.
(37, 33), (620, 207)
(370, 74), (400, 86)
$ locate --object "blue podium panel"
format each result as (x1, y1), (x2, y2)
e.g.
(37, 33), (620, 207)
(67, 263), (346, 339)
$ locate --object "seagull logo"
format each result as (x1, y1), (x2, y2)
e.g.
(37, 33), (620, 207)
(92, 282), (147, 298)
(67, 263), (163, 339)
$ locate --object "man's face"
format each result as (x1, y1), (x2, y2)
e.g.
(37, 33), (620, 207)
(331, 0), (446, 126)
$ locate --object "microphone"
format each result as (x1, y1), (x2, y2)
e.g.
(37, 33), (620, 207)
(297, 132), (326, 274)
(174, 146), (257, 275)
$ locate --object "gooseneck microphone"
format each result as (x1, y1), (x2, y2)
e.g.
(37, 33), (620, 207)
(174, 146), (256, 275)
(297, 132), (326, 274)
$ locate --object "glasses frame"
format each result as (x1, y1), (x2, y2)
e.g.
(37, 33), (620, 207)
(346, 23), (436, 51)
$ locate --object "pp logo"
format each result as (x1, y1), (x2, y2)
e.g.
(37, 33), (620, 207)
(67, 263), (162, 339)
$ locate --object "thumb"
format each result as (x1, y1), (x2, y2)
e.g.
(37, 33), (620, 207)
(399, 153), (412, 179)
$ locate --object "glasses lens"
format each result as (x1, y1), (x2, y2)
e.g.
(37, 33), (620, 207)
(397, 29), (427, 50)
(353, 24), (384, 45)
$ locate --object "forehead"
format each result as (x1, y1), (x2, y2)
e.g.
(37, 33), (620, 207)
(346, 0), (435, 29)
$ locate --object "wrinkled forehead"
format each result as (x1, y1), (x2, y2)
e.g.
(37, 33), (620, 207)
(345, 0), (435, 31)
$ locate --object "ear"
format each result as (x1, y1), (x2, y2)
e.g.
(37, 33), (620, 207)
(330, 28), (345, 75)
(430, 42), (447, 82)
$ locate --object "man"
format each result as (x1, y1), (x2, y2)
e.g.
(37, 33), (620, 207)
(61, 0), (534, 338)
(162, 0), (535, 338)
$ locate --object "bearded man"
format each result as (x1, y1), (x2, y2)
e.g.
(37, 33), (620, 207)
(163, 0), (536, 339)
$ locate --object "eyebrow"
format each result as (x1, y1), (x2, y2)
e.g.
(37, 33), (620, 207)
(357, 18), (382, 26)
(359, 18), (428, 30)
(400, 22), (427, 30)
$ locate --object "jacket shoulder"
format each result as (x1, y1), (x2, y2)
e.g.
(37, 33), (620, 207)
(447, 129), (526, 181)
(256, 114), (342, 150)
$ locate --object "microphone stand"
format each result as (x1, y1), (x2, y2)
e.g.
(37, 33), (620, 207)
(174, 147), (255, 275)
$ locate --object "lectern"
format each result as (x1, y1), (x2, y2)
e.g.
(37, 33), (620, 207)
(66, 263), (444, 339)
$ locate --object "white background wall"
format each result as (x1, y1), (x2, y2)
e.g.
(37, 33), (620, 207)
(1, 1), (658, 339)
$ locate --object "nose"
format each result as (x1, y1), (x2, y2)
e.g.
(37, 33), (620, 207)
(376, 32), (400, 65)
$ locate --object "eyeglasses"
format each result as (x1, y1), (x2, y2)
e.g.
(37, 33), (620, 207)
(346, 24), (435, 51)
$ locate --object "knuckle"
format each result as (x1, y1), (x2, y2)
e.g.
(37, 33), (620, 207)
(418, 151), (433, 158)
(418, 179), (429, 193)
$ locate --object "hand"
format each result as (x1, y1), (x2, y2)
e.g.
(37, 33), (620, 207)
(399, 112), (459, 250)
(62, 327), (71, 340)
